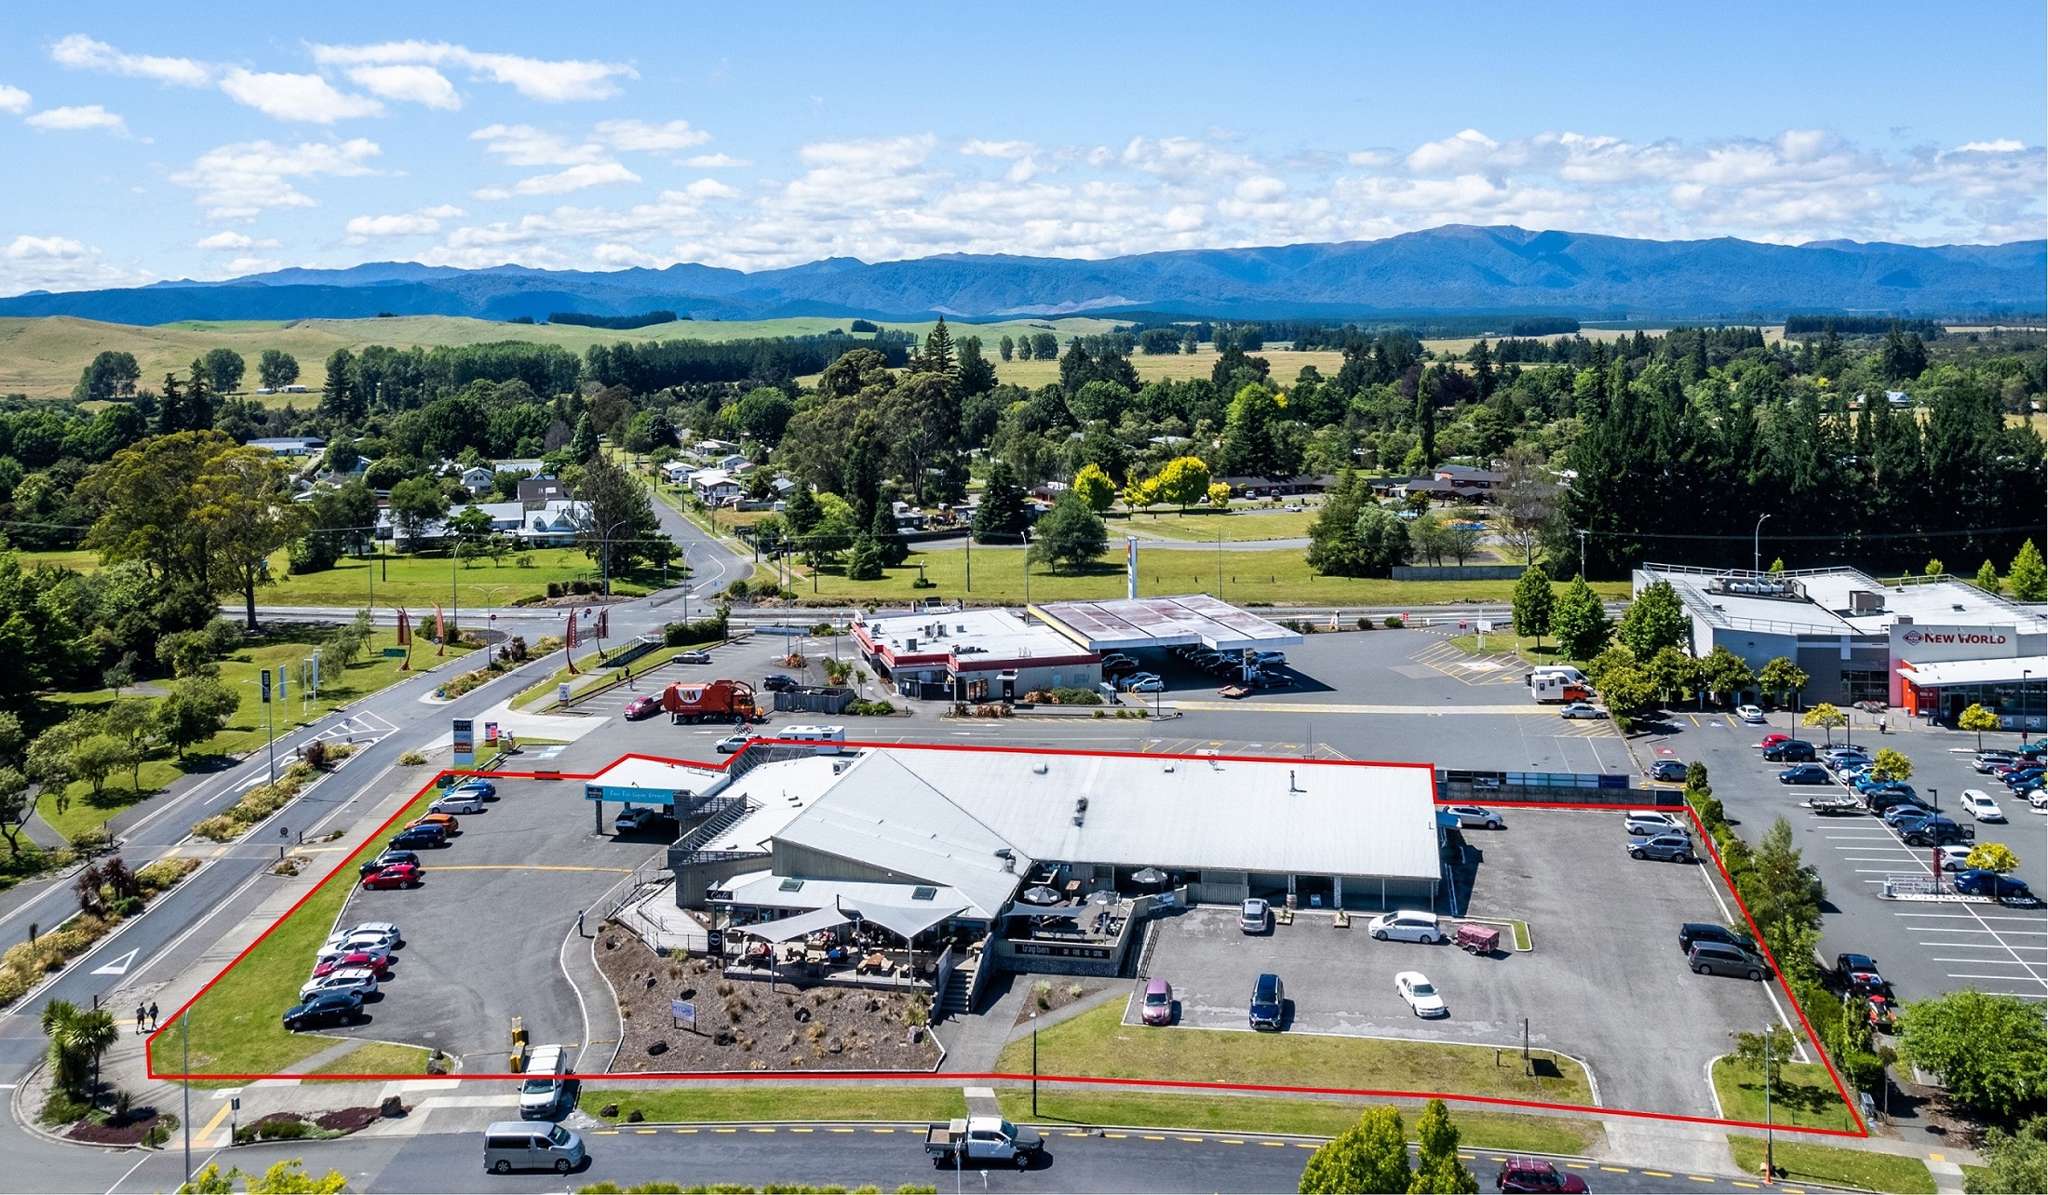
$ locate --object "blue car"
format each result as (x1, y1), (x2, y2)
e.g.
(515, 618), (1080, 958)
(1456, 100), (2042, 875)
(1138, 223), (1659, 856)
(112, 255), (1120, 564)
(1778, 764), (1831, 785)
(2001, 769), (2043, 791)
(1955, 869), (2036, 903)
(448, 779), (497, 799)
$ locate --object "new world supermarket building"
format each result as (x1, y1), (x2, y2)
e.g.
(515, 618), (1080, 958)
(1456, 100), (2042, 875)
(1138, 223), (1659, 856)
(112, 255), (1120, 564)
(1638, 563), (2048, 729)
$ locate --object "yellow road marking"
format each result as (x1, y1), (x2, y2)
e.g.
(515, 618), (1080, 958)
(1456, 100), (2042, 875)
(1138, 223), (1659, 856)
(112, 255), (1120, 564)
(790, 1127), (813, 1133)
(676, 1128), (697, 1134)
(1565, 1163), (1590, 1169)
(828, 1128), (854, 1134)
(714, 1128), (737, 1134)
(1219, 1138), (1244, 1145)
(1143, 1134), (1165, 1141)
(592, 1130), (618, 1136)
(197, 1100), (235, 1145)
(869, 1128), (895, 1134)
(1104, 1132), (1127, 1139)
(1689, 1177), (1714, 1184)
(748, 1127), (776, 1133)
(1600, 1166), (1629, 1173)
(1734, 1182), (1760, 1190)
(1178, 1135), (1204, 1143)
(635, 1129), (656, 1135)
(1927, 1152), (1947, 1162)
(1293, 1142), (1316, 1150)
(1259, 1140), (1286, 1147)
(1644, 1171), (1673, 1178)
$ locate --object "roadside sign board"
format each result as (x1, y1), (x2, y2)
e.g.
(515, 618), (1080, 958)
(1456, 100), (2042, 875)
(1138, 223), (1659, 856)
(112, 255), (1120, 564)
(383, 647), (406, 658)
(671, 999), (695, 1030)
(485, 721), (500, 744)
(452, 718), (475, 768)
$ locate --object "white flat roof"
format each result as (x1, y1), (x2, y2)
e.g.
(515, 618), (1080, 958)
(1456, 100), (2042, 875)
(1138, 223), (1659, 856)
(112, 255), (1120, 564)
(859, 607), (1094, 665)
(1899, 654), (2048, 688)
(682, 756), (850, 855)
(809, 746), (1439, 884)
(1032, 594), (1303, 652)
(583, 758), (725, 797)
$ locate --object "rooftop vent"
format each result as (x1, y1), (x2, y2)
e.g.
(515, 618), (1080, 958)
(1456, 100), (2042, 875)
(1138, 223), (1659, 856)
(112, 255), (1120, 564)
(911, 885), (938, 902)
(1848, 589), (1886, 615)
(1073, 795), (1088, 828)
(1032, 762), (1048, 775)
(778, 878), (804, 893)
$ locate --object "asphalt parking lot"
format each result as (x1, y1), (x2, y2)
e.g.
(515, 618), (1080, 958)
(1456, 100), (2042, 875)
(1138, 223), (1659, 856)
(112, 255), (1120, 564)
(1135, 810), (1793, 1119)
(1635, 709), (2048, 1005)
(325, 774), (676, 1067)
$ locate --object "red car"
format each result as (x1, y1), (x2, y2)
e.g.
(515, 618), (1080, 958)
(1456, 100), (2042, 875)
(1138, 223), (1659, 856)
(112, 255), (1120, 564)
(361, 862), (422, 890)
(311, 950), (391, 979)
(1757, 732), (1791, 750)
(624, 695), (661, 720)
(1497, 1158), (1588, 1193)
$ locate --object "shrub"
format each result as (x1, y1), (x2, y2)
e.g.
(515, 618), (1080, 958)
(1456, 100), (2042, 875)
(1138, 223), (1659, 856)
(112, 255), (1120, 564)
(1383, 615), (1405, 628)
(725, 579), (751, 600)
(847, 700), (896, 716)
(399, 750), (427, 766)
(39, 1090), (92, 1126)
(1049, 687), (1102, 705)
(301, 740), (330, 770)
(1356, 617), (1374, 630)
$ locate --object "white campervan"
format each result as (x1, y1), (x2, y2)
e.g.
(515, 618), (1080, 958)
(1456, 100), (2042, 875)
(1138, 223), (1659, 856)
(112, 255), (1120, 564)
(779, 725), (847, 754)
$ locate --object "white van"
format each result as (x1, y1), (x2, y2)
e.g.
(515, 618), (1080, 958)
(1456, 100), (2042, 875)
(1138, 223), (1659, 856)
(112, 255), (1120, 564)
(518, 1044), (566, 1118)
(1528, 665), (1587, 684)
(779, 725), (847, 754)
(1528, 673), (1591, 703)
(1367, 909), (1444, 944)
(484, 1121), (584, 1174)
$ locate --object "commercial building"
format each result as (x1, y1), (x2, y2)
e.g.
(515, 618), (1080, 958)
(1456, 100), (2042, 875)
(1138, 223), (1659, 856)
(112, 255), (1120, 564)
(1637, 563), (2048, 728)
(854, 607), (1100, 701)
(1030, 593), (1302, 656)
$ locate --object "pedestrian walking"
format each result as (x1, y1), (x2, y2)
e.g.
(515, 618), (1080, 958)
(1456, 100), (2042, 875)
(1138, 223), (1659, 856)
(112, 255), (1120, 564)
(135, 1004), (146, 1035)
(577, 908), (586, 938)
(148, 1001), (159, 1030)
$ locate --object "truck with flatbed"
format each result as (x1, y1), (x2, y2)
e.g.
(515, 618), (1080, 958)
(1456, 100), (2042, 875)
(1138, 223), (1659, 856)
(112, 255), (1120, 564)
(924, 1116), (1044, 1169)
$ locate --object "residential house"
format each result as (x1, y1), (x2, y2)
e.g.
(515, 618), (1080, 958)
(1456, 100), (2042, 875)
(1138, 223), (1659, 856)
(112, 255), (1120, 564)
(246, 436), (326, 457)
(689, 468), (745, 506)
(517, 476), (570, 505)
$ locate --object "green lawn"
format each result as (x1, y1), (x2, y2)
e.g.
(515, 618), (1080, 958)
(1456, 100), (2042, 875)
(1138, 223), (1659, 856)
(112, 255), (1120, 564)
(38, 627), (476, 839)
(1114, 509), (1321, 543)
(308, 1041), (432, 1076)
(156, 773), (443, 1077)
(1726, 1137), (1934, 1193)
(994, 1004), (1592, 1105)
(804, 546), (1632, 608)
(19, 545), (658, 609)
(1444, 633), (1573, 664)
(1709, 1058), (1859, 1131)
(993, 1089), (1598, 1154)
(585, 1086), (968, 1124)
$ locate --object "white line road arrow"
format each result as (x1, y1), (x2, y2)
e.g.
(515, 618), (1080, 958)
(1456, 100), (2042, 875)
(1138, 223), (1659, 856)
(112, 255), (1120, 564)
(91, 948), (139, 976)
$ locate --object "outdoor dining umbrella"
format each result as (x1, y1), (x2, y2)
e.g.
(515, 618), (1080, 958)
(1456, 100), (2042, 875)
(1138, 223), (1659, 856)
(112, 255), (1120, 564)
(1019, 884), (1062, 905)
(1131, 867), (1167, 886)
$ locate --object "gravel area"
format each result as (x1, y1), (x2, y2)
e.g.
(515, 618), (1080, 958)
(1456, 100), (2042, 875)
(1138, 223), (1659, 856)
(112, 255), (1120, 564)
(597, 932), (942, 1073)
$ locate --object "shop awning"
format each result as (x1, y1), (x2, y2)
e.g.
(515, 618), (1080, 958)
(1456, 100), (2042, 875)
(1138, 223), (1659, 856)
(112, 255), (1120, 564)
(856, 902), (968, 942)
(743, 907), (853, 942)
(1899, 654), (2048, 689)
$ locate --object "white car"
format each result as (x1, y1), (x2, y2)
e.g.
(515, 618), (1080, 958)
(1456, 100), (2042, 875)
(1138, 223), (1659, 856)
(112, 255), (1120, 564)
(1395, 971), (1447, 1018)
(298, 967), (378, 1001)
(322, 923), (400, 954)
(1736, 705), (1765, 724)
(1936, 845), (1975, 872)
(1368, 910), (1445, 944)
(1959, 790), (2006, 822)
(1560, 702), (1604, 719)
(430, 792), (484, 815)
(2030, 789), (2047, 811)
(1624, 810), (1685, 836)
(1124, 676), (1165, 693)
(1444, 805), (1503, 830)
(714, 733), (751, 754)
(314, 942), (390, 969)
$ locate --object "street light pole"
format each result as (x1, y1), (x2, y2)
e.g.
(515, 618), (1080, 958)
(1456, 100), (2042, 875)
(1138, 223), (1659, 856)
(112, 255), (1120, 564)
(1764, 1024), (1776, 1181)
(1754, 513), (1771, 573)
(1031, 1006), (1039, 1116)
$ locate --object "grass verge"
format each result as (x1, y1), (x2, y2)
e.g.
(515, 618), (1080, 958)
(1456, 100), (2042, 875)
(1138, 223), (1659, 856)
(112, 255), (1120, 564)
(995, 1004), (1592, 1104)
(804, 546), (1630, 607)
(307, 1041), (433, 1076)
(584, 1086), (967, 1124)
(37, 626), (476, 840)
(154, 774), (442, 1076)
(1113, 509), (1321, 543)
(1444, 633), (1570, 663)
(1709, 1057), (1858, 1131)
(1725, 1137), (1934, 1193)
(993, 1088), (1598, 1154)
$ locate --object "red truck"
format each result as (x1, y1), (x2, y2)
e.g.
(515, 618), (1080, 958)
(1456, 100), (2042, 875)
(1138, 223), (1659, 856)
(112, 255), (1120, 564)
(661, 679), (762, 724)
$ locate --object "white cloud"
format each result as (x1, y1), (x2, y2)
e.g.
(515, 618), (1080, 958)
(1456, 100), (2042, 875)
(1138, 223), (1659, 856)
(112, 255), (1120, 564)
(1954, 139), (2025, 154)
(592, 241), (669, 268)
(25, 104), (127, 134)
(309, 41), (634, 102)
(1405, 128), (1507, 174)
(1234, 175), (1286, 202)
(344, 204), (466, 241)
(346, 64), (460, 109)
(596, 118), (709, 152)
(470, 123), (602, 166)
(1119, 135), (1259, 179)
(221, 255), (284, 275)
(171, 137), (382, 219)
(498, 161), (641, 197)
(0, 84), (29, 114)
(961, 138), (1033, 159)
(685, 152), (749, 168)
(49, 34), (210, 87)
(681, 178), (739, 200)
(195, 230), (280, 251)
(1347, 148), (1394, 167)
(4, 234), (90, 260)
(220, 68), (384, 123)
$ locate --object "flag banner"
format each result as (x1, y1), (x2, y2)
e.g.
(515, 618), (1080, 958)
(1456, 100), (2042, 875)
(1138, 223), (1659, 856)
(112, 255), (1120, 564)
(395, 610), (411, 646)
(434, 604), (446, 657)
(565, 610), (580, 674)
(260, 670), (271, 704)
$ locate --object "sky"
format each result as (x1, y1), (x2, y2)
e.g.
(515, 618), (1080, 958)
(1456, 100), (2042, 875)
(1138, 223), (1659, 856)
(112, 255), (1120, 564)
(1, 1), (2043, 295)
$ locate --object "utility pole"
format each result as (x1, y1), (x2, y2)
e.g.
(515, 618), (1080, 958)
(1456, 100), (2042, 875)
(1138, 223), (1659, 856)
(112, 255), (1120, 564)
(181, 1015), (192, 1187)
(1575, 528), (1588, 578)
(1764, 1024), (1776, 1182)
(1031, 1006), (1040, 1115)
(1754, 513), (1772, 574)
(262, 668), (277, 785)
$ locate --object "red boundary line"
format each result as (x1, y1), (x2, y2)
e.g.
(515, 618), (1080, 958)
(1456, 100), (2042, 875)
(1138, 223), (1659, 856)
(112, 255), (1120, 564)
(147, 740), (1866, 1140)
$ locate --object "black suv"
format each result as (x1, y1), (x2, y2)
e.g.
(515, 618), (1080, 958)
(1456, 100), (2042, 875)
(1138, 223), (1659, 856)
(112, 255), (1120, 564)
(358, 849), (421, 878)
(1679, 923), (1756, 955)
(761, 674), (799, 693)
(282, 989), (364, 1031)
(1901, 817), (1970, 846)
(390, 824), (446, 850)
(1762, 739), (1816, 762)
(1248, 973), (1285, 1031)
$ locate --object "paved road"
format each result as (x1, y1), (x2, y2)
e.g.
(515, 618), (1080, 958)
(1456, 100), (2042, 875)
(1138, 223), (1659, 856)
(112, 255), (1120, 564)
(72, 1120), (1820, 1195)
